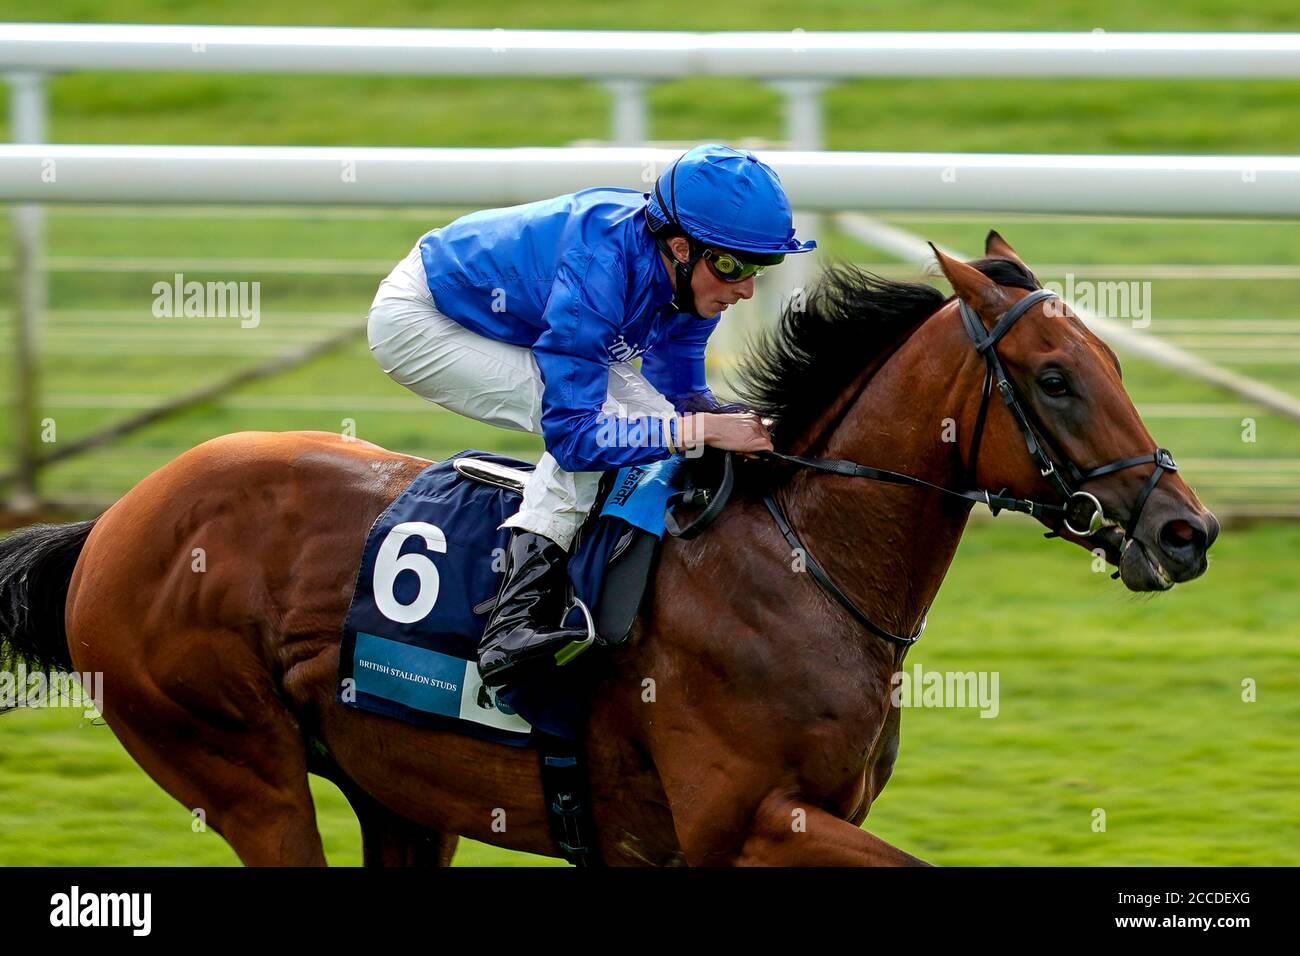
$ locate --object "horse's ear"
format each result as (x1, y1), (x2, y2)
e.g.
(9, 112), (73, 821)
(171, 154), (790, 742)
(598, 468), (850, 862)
(984, 230), (1031, 271)
(929, 242), (1008, 324)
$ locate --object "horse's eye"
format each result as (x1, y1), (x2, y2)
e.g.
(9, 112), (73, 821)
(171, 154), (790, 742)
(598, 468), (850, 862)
(1039, 374), (1069, 398)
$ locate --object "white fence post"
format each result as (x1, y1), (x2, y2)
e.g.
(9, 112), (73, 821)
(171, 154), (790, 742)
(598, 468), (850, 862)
(7, 71), (46, 511)
(769, 79), (828, 327)
(603, 79), (649, 145)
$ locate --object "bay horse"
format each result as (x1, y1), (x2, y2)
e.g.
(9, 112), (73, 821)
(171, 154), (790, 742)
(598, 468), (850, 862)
(0, 234), (1216, 866)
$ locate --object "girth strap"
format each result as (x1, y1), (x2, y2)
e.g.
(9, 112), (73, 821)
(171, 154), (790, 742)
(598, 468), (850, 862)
(535, 731), (602, 867)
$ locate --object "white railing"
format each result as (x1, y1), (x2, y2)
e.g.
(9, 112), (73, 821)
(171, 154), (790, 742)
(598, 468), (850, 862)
(6, 27), (1300, 147)
(5, 26), (1300, 77)
(2, 145), (1298, 216)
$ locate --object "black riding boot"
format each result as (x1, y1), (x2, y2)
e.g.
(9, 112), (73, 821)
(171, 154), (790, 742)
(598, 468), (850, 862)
(476, 529), (593, 688)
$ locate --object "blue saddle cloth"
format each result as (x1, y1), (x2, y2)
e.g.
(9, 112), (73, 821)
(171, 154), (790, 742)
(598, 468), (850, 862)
(336, 449), (681, 746)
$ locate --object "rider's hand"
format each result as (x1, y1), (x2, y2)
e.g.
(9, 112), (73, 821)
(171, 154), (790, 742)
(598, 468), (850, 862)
(685, 412), (774, 455)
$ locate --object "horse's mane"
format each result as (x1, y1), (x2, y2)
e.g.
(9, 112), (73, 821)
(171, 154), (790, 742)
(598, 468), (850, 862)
(731, 256), (1040, 450)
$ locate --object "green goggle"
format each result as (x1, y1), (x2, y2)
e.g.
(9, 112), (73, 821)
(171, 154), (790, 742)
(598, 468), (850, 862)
(700, 248), (785, 282)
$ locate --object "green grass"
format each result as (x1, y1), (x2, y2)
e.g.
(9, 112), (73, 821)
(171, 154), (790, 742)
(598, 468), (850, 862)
(0, 704), (558, 865)
(1, 519), (1295, 866)
(868, 521), (1300, 866)
(8, 0), (1300, 30)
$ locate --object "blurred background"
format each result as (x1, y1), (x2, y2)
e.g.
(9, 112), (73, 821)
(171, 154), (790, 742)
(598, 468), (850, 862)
(0, 1), (1296, 866)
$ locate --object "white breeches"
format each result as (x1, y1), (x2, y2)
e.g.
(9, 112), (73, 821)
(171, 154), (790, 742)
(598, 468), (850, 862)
(367, 241), (675, 551)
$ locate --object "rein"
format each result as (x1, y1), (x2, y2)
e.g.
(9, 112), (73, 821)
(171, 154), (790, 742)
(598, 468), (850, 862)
(752, 287), (1179, 649)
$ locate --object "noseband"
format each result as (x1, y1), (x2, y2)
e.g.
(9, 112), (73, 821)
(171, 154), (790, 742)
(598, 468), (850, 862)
(758, 287), (1178, 648)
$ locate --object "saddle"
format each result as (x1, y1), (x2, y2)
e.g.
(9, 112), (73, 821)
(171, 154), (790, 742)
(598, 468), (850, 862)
(458, 446), (736, 643)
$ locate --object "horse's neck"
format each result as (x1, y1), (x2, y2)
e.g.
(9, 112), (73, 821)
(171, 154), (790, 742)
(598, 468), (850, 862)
(782, 304), (980, 638)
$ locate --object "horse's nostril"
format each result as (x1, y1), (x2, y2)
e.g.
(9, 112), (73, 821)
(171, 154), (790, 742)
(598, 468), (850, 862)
(1160, 518), (1205, 556)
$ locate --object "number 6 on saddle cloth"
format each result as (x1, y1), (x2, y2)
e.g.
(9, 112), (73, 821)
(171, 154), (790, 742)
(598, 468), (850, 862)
(335, 449), (696, 747)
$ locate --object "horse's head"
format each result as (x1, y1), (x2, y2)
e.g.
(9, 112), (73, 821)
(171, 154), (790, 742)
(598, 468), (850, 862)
(932, 232), (1218, 591)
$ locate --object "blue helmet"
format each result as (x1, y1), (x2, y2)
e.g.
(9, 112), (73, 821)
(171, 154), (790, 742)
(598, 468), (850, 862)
(644, 144), (816, 256)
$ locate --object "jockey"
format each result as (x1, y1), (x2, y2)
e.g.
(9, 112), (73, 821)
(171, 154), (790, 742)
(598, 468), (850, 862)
(367, 143), (816, 687)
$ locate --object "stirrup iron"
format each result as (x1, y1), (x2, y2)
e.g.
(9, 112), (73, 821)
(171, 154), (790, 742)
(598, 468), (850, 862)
(554, 597), (596, 666)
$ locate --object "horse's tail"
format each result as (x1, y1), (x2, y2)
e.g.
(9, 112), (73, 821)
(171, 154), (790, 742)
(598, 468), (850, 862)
(0, 519), (96, 679)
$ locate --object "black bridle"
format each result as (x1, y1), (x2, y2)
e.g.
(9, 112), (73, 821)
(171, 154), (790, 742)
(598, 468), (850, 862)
(760, 287), (1179, 649)
(957, 288), (1178, 540)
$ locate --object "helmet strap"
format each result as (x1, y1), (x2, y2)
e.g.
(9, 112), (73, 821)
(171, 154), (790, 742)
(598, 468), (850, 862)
(656, 235), (707, 317)
(652, 157), (711, 319)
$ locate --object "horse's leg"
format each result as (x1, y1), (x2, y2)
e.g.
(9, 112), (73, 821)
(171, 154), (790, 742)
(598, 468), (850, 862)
(661, 771), (924, 866)
(640, 736), (926, 867)
(71, 619), (329, 866)
(99, 695), (327, 865)
(328, 771), (459, 867)
(733, 791), (927, 866)
(641, 702), (924, 866)
(358, 812), (458, 868)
